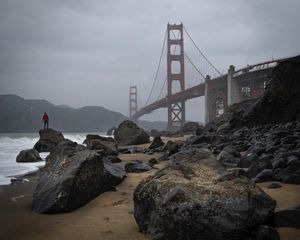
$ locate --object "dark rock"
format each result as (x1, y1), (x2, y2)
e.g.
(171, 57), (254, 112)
(213, 135), (229, 146)
(105, 156), (122, 163)
(188, 133), (212, 145)
(134, 148), (276, 240)
(171, 121), (199, 136)
(148, 158), (159, 166)
(16, 149), (43, 163)
(286, 155), (299, 165)
(161, 141), (179, 156)
(273, 168), (290, 182)
(86, 139), (118, 156)
(291, 150), (300, 158)
(272, 158), (286, 169)
(11, 178), (30, 185)
(213, 143), (228, 153)
(246, 146), (266, 156)
(32, 140), (126, 213)
(102, 160), (127, 187)
(114, 120), (150, 146)
(83, 134), (115, 145)
(121, 149), (131, 154)
(106, 127), (116, 136)
(274, 131), (289, 139)
(254, 169), (274, 183)
(267, 183), (282, 189)
(275, 205), (300, 229)
(248, 157), (273, 179)
(125, 160), (151, 173)
(283, 135), (296, 144)
(195, 125), (205, 136)
(149, 136), (164, 150)
(265, 145), (278, 154)
(238, 154), (258, 168)
(34, 129), (65, 152)
(253, 225), (280, 240)
(217, 146), (241, 167)
(284, 160), (300, 174)
(158, 152), (169, 161)
(283, 169), (300, 184)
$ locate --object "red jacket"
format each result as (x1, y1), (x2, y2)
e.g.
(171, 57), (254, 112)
(42, 114), (49, 122)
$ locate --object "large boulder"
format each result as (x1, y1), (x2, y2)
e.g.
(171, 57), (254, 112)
(134, 148), (276, 240)
(217, 146), (241, 167)
(32, 140), (126, 213)
(16, 149), (43, 163)
(34, 129), (65, 152)
(83, 134), (118, 155)
(274, 205), (300, 229)
(149, 136), (164, 150)
(114, 120), (150, 146)
(125, 160), (152, 173)
(83, 134), (115, 145)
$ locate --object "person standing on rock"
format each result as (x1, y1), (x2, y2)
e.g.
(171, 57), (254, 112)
(42, 112), (49, 129)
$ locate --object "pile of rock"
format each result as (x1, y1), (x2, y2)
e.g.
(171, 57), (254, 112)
(209, 121), (300, 184)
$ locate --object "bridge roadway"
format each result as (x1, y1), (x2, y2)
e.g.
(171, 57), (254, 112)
(132, 57), (291, 120)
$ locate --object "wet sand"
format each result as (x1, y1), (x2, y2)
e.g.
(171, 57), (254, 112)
(0, 152), (161, 240)
(259, 182), (300, 240)
(0, 141), (299, 240)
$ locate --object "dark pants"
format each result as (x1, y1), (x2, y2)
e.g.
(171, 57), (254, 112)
(44, 120), (49, 129)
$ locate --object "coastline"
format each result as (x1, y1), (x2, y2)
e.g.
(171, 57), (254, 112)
(0, 149), (161, 240)
(0, 139), (299, 240)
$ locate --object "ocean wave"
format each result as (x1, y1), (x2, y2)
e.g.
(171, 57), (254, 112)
(0, 132), (109, 185)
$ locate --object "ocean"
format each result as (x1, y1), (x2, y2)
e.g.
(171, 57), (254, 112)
(0, 133), (103, 186)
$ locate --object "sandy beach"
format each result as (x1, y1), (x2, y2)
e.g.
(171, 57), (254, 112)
(0, 142), (299, 240)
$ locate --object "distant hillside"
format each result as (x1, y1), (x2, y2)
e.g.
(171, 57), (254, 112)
(0, 95), (167, 133)
(0, 95), (125, 132)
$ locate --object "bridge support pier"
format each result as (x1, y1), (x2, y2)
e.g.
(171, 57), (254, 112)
(204, 75), (211, 125)
(227, 65), (240, 106)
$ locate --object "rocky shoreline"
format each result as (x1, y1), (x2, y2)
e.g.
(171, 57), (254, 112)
(0, 127), (300, 239)
(1, 56), (300, 239)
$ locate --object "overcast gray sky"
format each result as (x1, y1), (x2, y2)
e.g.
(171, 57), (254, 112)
(0, 0), (299, 122)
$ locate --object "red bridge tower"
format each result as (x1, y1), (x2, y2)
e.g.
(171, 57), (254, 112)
(167, 23), (185, 130)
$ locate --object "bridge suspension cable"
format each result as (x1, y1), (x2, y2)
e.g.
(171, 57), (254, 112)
(169, 30), (206, 81)
(184, 52), (206, 79)
(145, 28), (167, 106)
(183, 25), (222, 76)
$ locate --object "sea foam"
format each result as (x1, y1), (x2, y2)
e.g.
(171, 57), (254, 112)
(0, 132), (106, 185)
